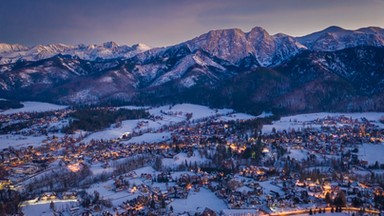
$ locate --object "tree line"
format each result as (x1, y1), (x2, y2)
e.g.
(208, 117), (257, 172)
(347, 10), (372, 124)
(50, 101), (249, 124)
(63, 108), (149, 133)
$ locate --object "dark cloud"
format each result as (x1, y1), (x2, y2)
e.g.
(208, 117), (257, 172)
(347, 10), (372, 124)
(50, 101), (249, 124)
(0, 0), (383, 47)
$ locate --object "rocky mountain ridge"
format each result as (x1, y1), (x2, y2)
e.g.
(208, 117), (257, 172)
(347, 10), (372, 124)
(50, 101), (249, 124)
(0, 26), (384, 114)
(0, 42), (151, 65)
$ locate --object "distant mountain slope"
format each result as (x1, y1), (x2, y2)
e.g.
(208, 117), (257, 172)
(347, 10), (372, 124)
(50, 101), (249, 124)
(136, 46), (384, 114)
(0, 26), (384, 114)
(296, 26), (384, 51)
(0, 41), (151, 65)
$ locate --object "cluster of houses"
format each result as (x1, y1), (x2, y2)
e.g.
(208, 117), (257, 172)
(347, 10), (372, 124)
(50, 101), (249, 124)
(0, 109), (70, 136)
(1, 108), (384, 215)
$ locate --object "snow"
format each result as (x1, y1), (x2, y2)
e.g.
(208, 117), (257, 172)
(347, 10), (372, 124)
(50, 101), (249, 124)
(82, 117), (175, 143)
(0, 132), (74, 150)
(99, 76), (113, 83)
(0, 134), (47, 150)
(216, 113), (256, 121)
(262, 112), (384, 133)
(296, 214), (349, 216)
(257, 111), (273, 118)
(222, 209), (259, 216)
(180, 75), (197, 88)
(118, 105), (148, 110)
(134, 43), (151, 52)
(170, 187), (227, 214)
(133, 166), (156, 176)
(151, 55), (197, 86)
(82, 104), (233, 143)
(22, 199), (79, 216)
(352, 169), (371, 176)
(372, 169), (384, 175)
(170, 171), (196, 179)
(80, 104), (269, 144)
(236, 185), (253, 193)
(358, 143), (384, 165)
(0, 42), (150, 64)
(192, 53), (226, 70)
(154, 103), (232, 121)
(1, 101), (67, 114)
(90, 163), (115, 175)
(0, 43), (28, 53)
(0, 102), (262, 151)
(297, 26), (384, 51)
(85, 180), (131, 206)
(124, 132), (171, 144)
(65, 89), (100, 104)
(288, 148), (310, 161)
(162, 150), (209, 168)
(192, 55), (206, 66)
(81, 165), (226, 214)
(84, 166), (158, 207)
(258, 180), (284, 196)
(81, 119), (141, 143)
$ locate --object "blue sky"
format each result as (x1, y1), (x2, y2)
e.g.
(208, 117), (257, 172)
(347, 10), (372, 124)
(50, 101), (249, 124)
(1, 0), (383, 47)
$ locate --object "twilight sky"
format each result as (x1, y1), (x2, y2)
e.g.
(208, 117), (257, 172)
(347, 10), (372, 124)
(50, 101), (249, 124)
(1, 0), (384, 47)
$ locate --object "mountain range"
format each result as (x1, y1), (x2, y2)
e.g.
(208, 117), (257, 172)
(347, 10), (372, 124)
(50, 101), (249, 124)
(1, 26), (384, 114)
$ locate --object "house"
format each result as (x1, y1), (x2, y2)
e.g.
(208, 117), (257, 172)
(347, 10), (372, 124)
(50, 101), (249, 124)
(202, 207), (217, 216)
(63, 191), (77, 200)
(0, 179), (11, 190)
(40, 192), (57, 201)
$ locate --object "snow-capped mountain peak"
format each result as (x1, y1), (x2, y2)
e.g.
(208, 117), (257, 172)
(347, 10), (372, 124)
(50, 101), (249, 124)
(357, 26), (384, 34)
(185, 26), (305, 66)
(1, 25), (383, 66)
(102, 41), (119, 49)
(1, 25), (384, 110)
(0, 41), (150, 64)
(248, 26), (269, 36)
(132, 43), (152, 52)
(296, 25), (384, 51)
(0, 43), (29, 53)
(186, 28), (249, 63)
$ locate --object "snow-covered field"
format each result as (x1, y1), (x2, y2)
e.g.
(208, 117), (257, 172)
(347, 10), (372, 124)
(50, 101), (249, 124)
(4, 103), (384, 215)
(83, 103), (235, 142)
(84, 166), (158, 208)
(0, 134), (47, 150)
(1, 101), (67, 114)
(118, 105), (148, 110)
(162, 150), (209, 169)
(81, 119), (144, 143)
(215, 113), (257, 121)
(258, 180), (284, 196)
(262, 112), (384, 133)
(82, 165), (228, 214)
(22, 199), (79, 216)
(288, 148), (310, 161)
(171, 187), (227, 214)
(123, 132), (171, 144)
(222, 209), (259, 215)
(90, 162), (115, 175)
(0, 103), (253, 151)
(358, 143), (384, 165)
(147, 104), (233, 122)
(85, 179), (134, 207)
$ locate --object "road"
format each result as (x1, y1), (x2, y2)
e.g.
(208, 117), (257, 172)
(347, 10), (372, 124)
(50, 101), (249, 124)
(269, 207), (380, 216)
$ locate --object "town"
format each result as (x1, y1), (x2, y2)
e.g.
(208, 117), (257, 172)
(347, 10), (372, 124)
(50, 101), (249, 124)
(0, 102), (384, 216)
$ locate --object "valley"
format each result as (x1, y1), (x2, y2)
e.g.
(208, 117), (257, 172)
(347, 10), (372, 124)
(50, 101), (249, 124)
(1, 0), (384, 215)
(0, 102), (384, 215)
